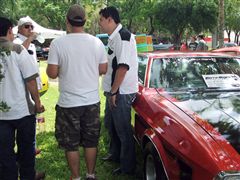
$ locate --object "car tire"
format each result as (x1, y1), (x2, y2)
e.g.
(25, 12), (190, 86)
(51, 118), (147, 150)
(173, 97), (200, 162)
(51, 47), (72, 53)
(143, 142), (168, 180)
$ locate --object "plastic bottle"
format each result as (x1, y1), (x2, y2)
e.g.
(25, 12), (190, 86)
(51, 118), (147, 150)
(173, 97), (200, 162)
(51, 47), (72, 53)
(36, 34), (45, 44)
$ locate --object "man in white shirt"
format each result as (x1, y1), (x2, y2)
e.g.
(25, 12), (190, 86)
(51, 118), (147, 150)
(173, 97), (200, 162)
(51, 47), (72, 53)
(99, 6), (138, 175)
(0, 17), (45, 180)
(14, 17), (42, 90)
(47, 4), (107, 180)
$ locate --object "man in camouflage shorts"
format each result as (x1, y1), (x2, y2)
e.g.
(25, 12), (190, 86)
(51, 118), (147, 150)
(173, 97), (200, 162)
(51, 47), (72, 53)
(46, 4), (107, 180)
(55, 104), (100, 151)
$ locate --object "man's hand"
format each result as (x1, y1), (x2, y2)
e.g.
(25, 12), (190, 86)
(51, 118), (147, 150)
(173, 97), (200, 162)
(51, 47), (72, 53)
(110, 95), (117, 108)
(36, 104), (45, 113)
(29, 32), (38, 41)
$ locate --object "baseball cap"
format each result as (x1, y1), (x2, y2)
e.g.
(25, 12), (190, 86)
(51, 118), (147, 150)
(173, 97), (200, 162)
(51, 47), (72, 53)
(18, 17), (32, 26)
(67, 4), (86, 26)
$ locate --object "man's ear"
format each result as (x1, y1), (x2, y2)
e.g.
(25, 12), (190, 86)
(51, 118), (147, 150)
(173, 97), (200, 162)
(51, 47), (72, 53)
(8, 27), (13, 35)
(108, 17), (112, 23)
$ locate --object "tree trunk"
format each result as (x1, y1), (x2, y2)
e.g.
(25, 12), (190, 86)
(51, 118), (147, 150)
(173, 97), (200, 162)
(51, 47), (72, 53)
(149, 16), (154, 35)
(218, 0), (224, 48)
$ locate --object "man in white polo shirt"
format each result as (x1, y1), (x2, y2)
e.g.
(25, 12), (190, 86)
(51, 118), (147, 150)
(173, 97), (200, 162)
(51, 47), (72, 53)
(99, 6), (138, 175)
(14, 17), (42, 90)
(0, 17), (45, 180)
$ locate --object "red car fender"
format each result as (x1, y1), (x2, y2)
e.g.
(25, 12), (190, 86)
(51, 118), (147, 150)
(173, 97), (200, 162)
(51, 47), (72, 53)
(142, 128), (180, 179)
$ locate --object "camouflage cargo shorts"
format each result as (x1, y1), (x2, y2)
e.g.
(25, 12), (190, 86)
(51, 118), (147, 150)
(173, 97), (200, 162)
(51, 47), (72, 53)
(55, 102), (100, 151)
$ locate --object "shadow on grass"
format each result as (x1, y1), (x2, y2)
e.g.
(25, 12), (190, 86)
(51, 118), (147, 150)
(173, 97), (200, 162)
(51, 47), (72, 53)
(36, 125), (143, 180)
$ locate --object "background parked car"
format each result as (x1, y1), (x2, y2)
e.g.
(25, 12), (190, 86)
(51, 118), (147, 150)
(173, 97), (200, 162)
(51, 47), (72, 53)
(152, 43), (174, 51)
(216, 42), (238, 49)
(133, 52), (240, 180)
(212, 46), (240, 56)
(39, 66), (49, 96)
(36, 45), (49, 60)
(96, 33), (108, 50)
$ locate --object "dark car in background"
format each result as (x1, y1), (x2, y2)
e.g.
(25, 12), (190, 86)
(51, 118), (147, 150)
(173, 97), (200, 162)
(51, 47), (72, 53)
(36, 46), (49, 60)
(152, 43), (174, 51)
(96, 33), (108, 50)
(133, 52), (240, 180)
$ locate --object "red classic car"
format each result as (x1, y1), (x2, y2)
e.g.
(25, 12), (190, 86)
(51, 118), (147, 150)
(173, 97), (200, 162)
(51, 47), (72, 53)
(212, 46), (240, 56)
(133, 52), (240, 180)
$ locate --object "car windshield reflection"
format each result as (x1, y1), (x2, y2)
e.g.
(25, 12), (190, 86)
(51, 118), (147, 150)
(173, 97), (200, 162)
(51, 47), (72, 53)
(150, 57), (240, 92)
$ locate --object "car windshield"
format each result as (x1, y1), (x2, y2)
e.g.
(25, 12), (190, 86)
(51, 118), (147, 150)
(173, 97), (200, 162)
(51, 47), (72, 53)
(150, 57), (240, 91)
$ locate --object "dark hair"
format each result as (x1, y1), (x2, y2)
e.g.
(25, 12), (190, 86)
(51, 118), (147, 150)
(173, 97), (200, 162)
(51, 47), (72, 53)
(67, 17), (86, 27)
(198, 34), (204, 39)
(99, 6), (120, 24)
(0, 17), (13, 36)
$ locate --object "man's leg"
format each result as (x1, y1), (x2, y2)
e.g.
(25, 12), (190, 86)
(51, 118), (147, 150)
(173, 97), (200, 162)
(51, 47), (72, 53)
(65, 151), (80, 179)
(84, 147), (97, 174)
(81, 103), (101, 179)
(112, 94), (136, 174)
(17, 115), (36, 180)
(103, 94), (113, 155)
(0, 120), (18, 180)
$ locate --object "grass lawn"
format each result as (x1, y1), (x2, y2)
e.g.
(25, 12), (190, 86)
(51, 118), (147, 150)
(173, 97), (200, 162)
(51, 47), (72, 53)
(36, 61), (143, 180)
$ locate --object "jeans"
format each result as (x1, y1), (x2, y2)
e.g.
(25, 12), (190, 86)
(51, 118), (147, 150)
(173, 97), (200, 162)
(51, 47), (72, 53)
(0, 115), (36, 180)
(104, 93), (136, 173)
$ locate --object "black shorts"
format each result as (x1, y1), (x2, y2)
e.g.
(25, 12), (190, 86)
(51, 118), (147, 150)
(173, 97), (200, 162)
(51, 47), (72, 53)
(55, 103), (100, 151)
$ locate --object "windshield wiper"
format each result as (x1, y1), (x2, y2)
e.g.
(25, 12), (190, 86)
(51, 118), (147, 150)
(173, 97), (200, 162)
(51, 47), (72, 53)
(189, 87), (240, 94)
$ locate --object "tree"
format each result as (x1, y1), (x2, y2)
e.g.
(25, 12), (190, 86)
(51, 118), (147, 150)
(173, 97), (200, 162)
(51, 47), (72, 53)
(218, 0), (224, 48)
(225, 0), (240, 44)
(155, 0), (218, 47)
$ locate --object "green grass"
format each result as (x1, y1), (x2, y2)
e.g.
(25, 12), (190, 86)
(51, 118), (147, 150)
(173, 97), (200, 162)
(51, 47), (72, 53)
(36, 62), (143, 180)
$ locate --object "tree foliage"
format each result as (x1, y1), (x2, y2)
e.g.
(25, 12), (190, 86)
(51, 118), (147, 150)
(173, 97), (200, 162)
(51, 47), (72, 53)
(0, 0), (239, 44)
(155, 0), (218, 45)
(225, 0), (240, 43)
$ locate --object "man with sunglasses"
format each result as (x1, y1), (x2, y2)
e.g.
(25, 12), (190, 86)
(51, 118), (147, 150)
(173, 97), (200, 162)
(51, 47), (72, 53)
(14, 17), (45, 179)
(14, 17), (42, 90)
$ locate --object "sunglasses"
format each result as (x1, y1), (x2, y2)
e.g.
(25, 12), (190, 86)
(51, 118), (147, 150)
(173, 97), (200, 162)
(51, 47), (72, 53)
(24, 24), (34, 29)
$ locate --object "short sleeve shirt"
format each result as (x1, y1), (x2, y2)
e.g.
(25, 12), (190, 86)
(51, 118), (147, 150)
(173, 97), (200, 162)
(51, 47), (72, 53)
(47, 33), (107, 107)
(0, 46), (39, 120)
(102, 24), (138, 94)
(14, 34), (42, 90)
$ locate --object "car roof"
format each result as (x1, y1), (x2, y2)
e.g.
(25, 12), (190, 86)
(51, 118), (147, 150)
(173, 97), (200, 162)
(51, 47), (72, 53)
(138, 51), (235, 58)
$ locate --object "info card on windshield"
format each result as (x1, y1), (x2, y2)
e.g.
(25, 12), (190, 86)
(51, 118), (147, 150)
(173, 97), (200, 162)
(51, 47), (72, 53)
(202, 74), (240, 88)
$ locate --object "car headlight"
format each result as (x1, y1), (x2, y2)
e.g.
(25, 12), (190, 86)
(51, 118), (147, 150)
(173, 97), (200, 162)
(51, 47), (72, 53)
(214, 171), (240, 180)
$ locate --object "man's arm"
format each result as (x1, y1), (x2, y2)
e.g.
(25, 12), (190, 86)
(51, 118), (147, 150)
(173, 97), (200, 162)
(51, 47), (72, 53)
(46, 64), (59, 79)
(26, 78), (45, 113)
(21, 32), (37, 49)
(99, 63), (108, 75)
(110, 66), (128, 107)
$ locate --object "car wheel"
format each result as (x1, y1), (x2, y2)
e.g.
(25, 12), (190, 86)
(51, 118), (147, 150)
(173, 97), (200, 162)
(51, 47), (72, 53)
(144, 142), (168, 180)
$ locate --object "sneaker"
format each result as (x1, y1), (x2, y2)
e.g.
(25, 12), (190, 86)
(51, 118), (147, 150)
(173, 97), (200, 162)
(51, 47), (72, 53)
(35, 148), (41, 156)
(86, 177), (97, 180)
(35, 171), (45, 180)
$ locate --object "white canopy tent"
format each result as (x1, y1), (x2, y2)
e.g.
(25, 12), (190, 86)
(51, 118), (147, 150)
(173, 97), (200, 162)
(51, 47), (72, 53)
(13, 16), (66, 39)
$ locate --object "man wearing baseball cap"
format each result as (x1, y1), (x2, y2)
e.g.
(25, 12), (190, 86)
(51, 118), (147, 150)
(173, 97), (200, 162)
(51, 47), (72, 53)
(47, 4), (107, 180)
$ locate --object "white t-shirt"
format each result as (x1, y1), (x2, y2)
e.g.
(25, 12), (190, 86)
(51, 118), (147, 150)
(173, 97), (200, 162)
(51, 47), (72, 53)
(102, 24), (138, 94)
(47, 33), (107, 107)
(0, 46), (39, 120)
(14, 34), (42, 90)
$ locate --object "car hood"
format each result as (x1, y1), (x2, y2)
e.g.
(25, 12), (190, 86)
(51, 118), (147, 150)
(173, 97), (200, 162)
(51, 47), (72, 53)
(159, 90), (240, 154)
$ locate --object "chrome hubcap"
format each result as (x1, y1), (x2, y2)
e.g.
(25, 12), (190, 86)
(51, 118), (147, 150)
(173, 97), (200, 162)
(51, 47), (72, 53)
(146, 154), (156, 180)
